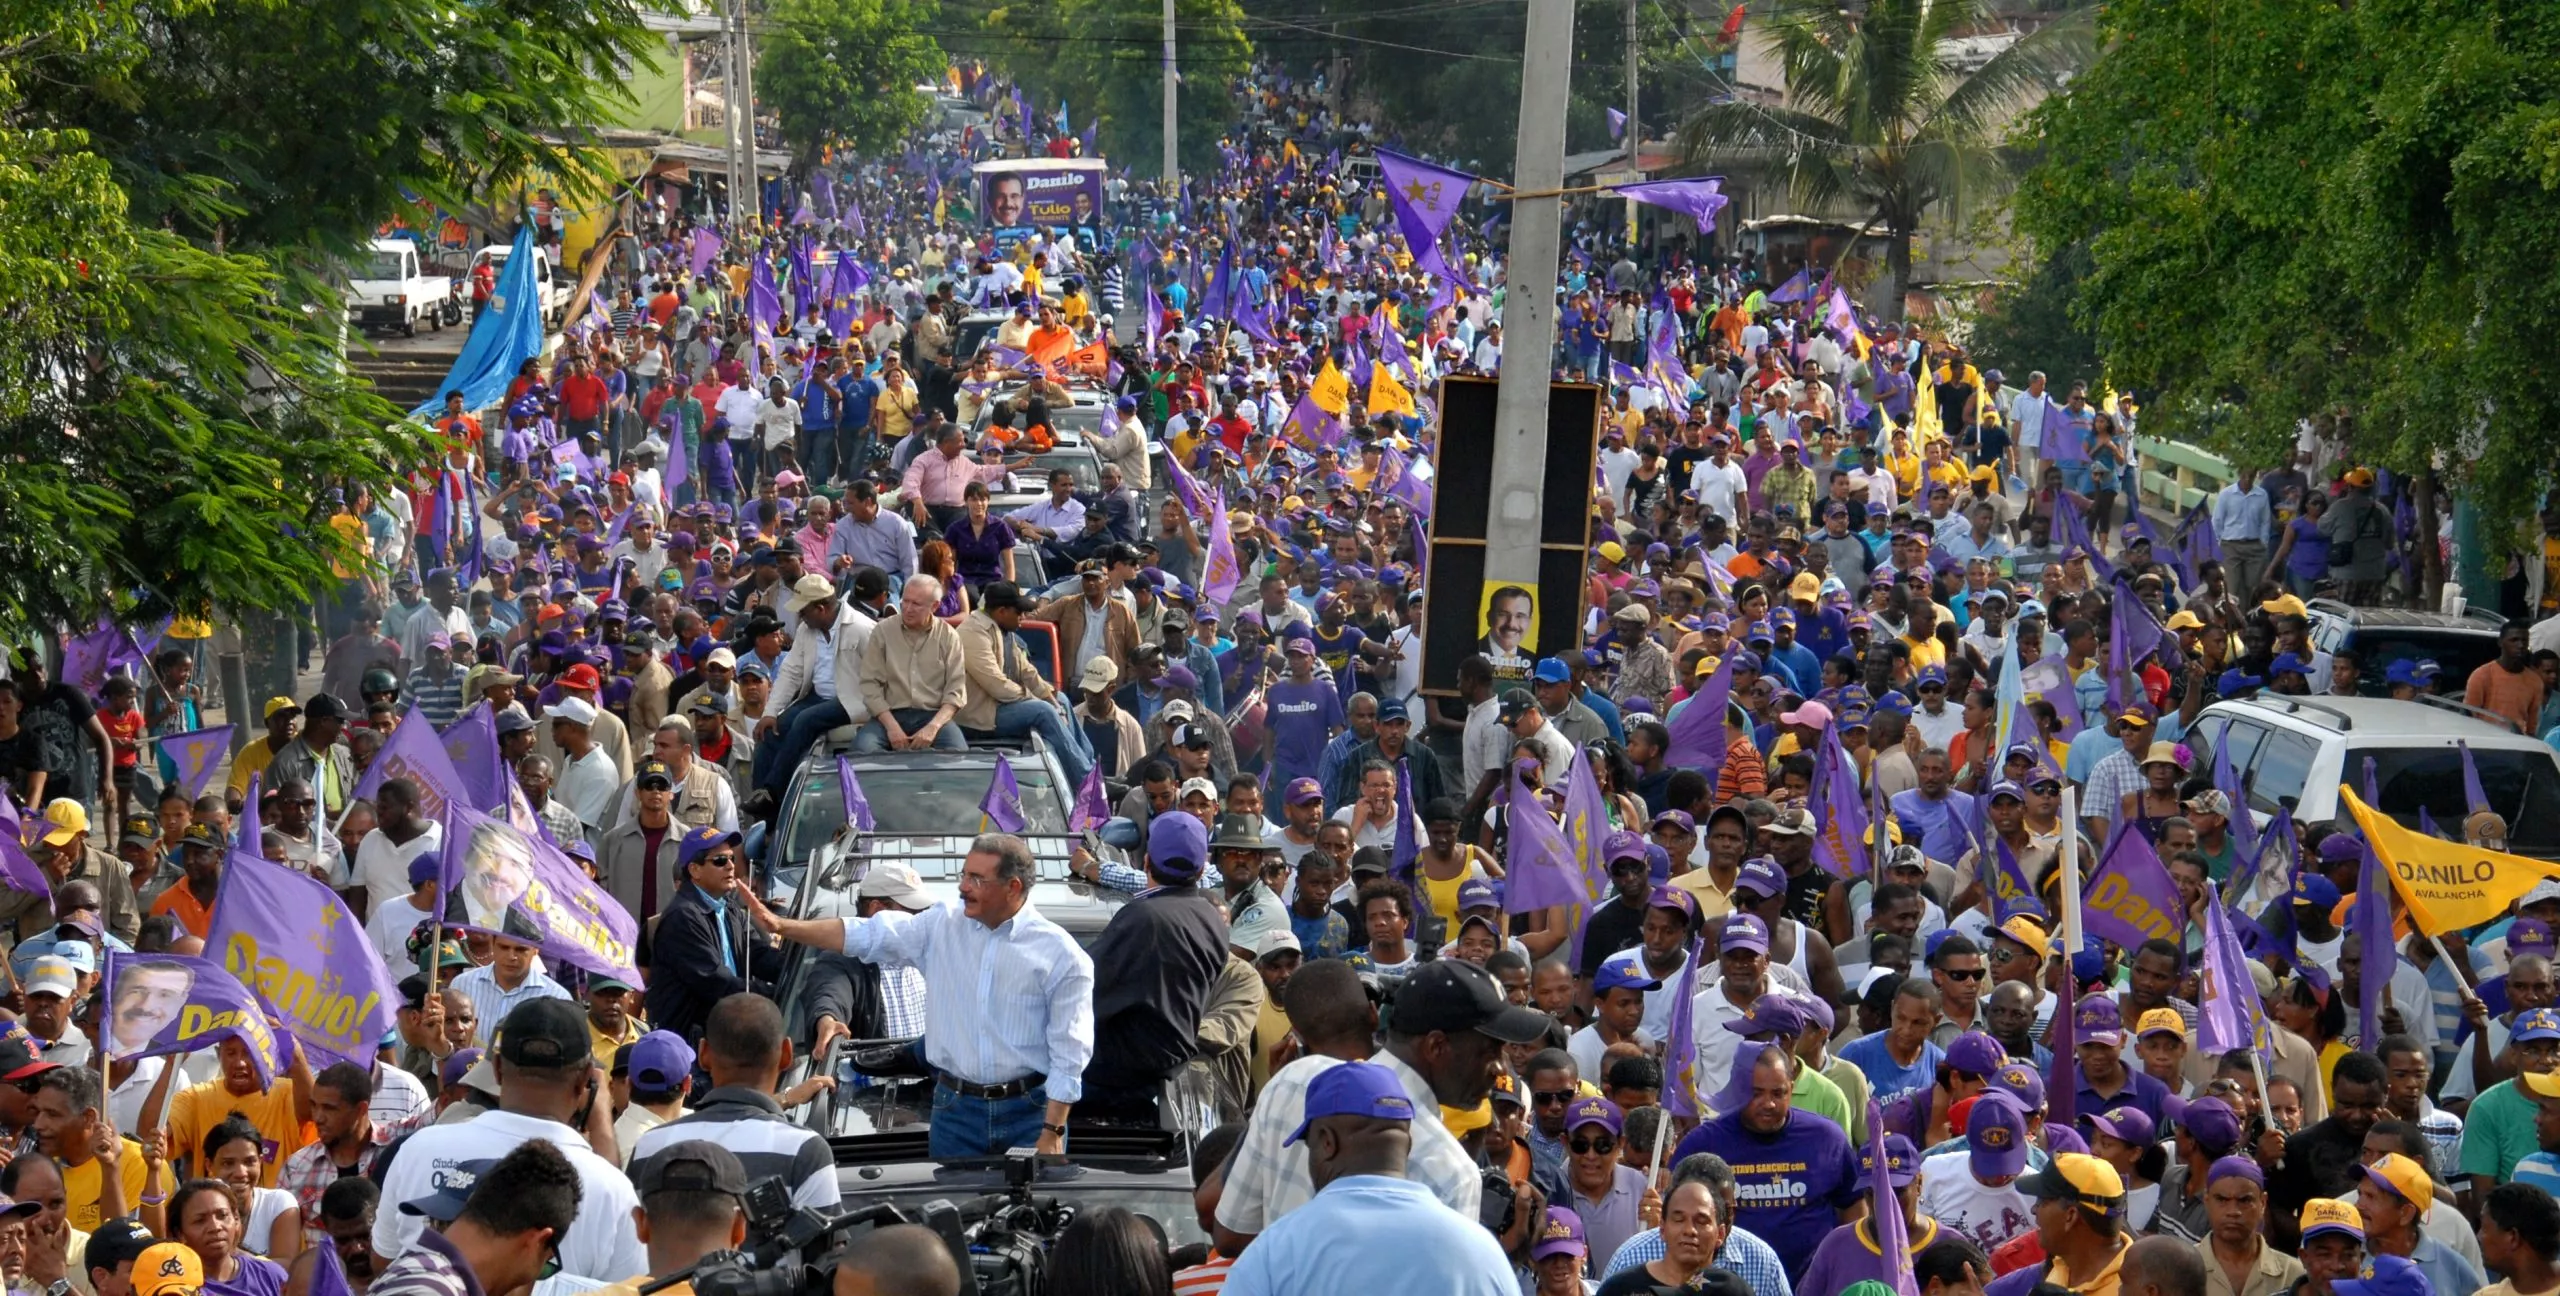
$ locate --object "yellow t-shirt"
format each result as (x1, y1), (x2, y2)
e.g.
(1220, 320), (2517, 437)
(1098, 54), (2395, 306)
(64, 1140), (170, 1232)
(168, 1080), (314, 1188)
(227, 735), (281, 796)
(1902, 635), (1949, 672)
(327, 513), (372, 581)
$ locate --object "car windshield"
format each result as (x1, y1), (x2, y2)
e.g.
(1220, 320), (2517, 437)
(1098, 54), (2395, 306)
(781, 759), (1069, 866)
(2361, 746), (2560, 855)
(361, 250), (410, 280)
(2343, 631), (2498, 700)
(1025, 450), (1100, 493)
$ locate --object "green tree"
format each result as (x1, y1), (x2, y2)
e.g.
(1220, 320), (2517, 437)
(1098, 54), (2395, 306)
(1967, 239), (2102, 393)
(2015, 0), (2560, 547)
(984, 0), (1250, 174)
(0, 0), (661, 636)
(1677, 0), (2092, 317)
(759, 0), (947, 171)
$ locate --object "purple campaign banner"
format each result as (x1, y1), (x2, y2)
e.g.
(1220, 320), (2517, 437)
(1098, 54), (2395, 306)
(838, 757), (877, 833)
(1663, 651), (1733, 776)
(0, 794), (55, 896)
(99, 950), (289, 1086)
(438, 703), (512, 813)
(349, 706), (474, 824)
(2196, 895), (2264, 1058)
(980, 754), (1027, 834)
(206, 848), (398, 1068)
(1068, 765), (1109, 833)
(437, 803), (642, 983)
(161, 726), (234, 800)
(2082, 824), (2186, 951)
(979, 165), (1103, 230)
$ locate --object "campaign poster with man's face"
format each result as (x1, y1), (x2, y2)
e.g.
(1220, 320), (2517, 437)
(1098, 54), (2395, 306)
(107, 960), (195, 1058)
(1479, 584), (1537, 682)
(985, 174), (1027, 227)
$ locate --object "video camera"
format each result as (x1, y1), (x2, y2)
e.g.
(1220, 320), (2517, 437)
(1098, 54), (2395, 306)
(641, 1150), (1074, 1296)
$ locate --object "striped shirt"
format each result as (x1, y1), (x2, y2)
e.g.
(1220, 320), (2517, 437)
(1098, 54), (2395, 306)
(628, 1087), (841, 1209)
(836, 901), (1095, 1101)
(407, 666), (468, 728)
(446, 964), (573, 1048)
(371, 1227), (482, 1296)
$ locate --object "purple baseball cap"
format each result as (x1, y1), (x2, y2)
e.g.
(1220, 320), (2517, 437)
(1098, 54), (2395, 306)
(1564, 1095), (1624, 1136)
(1990, 1061), (2047, 1113)
(2514, 918), (2558, 959)
(1967, 1091), (2032, 1178)
(2172, 1094), (2243, 1156)
(1717, 912), (1770, 955)
(626, 1030), (696, 1092)
(2074, 995), (2126, 1047)
(1721, 993), (1805, 1040)
(1283, 778), (1324, 806)
(1865, 1133), (1923, 1187)
(2084, 1107), (2157, 1148)
(1732, 856), (1788, 902)
(1530, 1208), (1588, 1261)
(1603, 829), (1650, 866)
(1285, 1062), (1415, 1145)
(1945, 1031), (2007, 1077)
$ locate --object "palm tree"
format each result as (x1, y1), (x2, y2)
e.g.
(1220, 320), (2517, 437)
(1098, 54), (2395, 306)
(1679, 0), (2093, 318)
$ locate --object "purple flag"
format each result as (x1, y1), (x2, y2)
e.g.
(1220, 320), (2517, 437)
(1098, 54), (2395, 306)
(1375, 149), (1478, 284)
(2106, 577), (2167, 712)
(438, 703), (511, 813)
(1991, 837), (2045, 922)
(1278, 391), (1346, 450)
(748, 252), (785, 330)
(2082, 823), (2187, 951)
(304, 1233), (355, 1296)
(1201, 490), (1242, 607)
(1607, 107), (1627, 140)
(1660, 938), (1706, 1119)
(2046, 944), (2078, 1131)
(161, 726), (234, 799)
(837, 756), (876, 833)
(1069, 765), (1110, 833)
(348, 705), (475, 823)
(1615, 178), (1728, 234)
(2227, 804), (2294, 910)
(98, 950), (290, 1086)
(980, 754), (1027, 833)
(2197, 894), (2266, 1058)
(0, 796), (57, 897)
(1866, 1100), (1921, 1296)
(689, 229), (722, 279)
(1560, 747), (1614, 902)
(1201, 244), (1233, 322)
(234, 771), (262, 854)
(1162, 447), (1209, 518)
(2212, 732), (2258, 866)
(1663, 652), (1733, 776)
(205, 848), (399, 1068)
(1765, 269), (1814, 303)
(1810, 726), (1868, 878)
(1392, 761), (1420, 877)
(2460, 740), (2490, 817)
(1503, 760), (1584, 914)
(436, 803), (642, 982)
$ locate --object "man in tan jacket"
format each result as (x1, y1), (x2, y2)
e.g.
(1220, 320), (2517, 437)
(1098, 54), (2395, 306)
(956, 583), (1096, 786)
(854, 573), (969, 752)
(1032, 563), (1140, 694)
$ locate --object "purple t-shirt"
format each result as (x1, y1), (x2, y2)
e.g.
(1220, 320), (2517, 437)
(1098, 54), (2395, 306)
(1671, 1109), (1863, 1280)
(1797, 1217), (1939, 1296)
(941, 516), (1015, 586)
(1266, 679), (1344, 782)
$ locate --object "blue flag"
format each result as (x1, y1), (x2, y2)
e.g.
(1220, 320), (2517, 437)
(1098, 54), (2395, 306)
(409, 224), (544, 417)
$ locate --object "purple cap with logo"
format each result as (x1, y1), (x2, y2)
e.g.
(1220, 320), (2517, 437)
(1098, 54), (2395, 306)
(1732, 856), (1788, 902)
(1968, 1091), (2032, 1178)
(1720, 993), (1805, 1039)
(1717, 912), (1770, 955)
(1564, 1096), (1624, 1136)
(1285, 1062), (1416, 1145)
(1945, 1031), (2007, 1077)
(1283, 777), (1325, 806)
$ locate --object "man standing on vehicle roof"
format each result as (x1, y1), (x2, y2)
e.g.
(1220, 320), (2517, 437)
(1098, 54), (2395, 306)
(748, 831), (1094, 1159)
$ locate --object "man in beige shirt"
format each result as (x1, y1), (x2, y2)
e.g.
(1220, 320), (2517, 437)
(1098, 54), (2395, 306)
(855, 574), (969, 752)
(955, 584), (1096, 787)
(2196, 1159), (2302, 1296)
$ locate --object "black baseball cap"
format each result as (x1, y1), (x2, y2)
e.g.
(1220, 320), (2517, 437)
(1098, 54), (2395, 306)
(980, 581), (1035, 614)
(86, 1219), (158, 1282)
(303, 693), (349, 722)
(632, 1140), (747, 1198)
(634, 758), (674, 790)
(1387, 961), (1551, 1043)
(495, 998), (592, 1069)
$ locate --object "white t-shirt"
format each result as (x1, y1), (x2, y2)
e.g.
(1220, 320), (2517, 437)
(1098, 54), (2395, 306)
(245, 1186), (297, 1257)
(374, 1109), (646, 1282)
(1914, 1148), (2036, 1253)
(354, 826), (445, 925)
(368, 892), (436, 967)
(1691, 458), (1749, 523)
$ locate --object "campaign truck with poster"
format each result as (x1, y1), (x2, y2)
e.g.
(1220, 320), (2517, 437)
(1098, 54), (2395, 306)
(976, 157), (1106, 252)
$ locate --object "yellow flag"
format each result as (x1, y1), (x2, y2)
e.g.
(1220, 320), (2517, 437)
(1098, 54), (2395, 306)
(1369, 365), (1416, 419)
(1311, 359), (1350, 416)
(2342, 786), (2560, 933)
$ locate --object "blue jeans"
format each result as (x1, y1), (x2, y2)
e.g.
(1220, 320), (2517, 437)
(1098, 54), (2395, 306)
(752, 695), (849, 798)
(799, 423), (833, 484)
(852, 708), (969, 754)
(967, 699), (1092, 787)
(928, 1081), (1048, 1158)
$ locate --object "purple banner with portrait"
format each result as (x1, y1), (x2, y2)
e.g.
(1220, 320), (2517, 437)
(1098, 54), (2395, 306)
(99, 950), (290, 1086)
(436, 803), (642, 983)
(205, 848), (400, 1069)
(978, 163), (1104, 231)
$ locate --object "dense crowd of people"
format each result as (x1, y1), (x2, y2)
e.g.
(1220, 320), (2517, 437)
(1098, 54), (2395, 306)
(9, 54), (2560, 1296)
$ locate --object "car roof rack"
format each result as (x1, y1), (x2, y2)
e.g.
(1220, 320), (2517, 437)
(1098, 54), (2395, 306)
(2242, 695), (2355, 732)
(830, 1126), (1189, 1173)
(2410, 692), (2523, 734)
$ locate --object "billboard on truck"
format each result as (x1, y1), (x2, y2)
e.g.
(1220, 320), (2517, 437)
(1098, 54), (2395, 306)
(975, 158), (1106, 233)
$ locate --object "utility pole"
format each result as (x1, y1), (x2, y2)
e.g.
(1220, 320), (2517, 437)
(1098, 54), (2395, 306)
(1484, 0), (1574, 587)
(736, 0), (759, 224)
(723, 0), (746, 228)
(1161, 0), (1180, 184)
(1625, 0), (1640, 242)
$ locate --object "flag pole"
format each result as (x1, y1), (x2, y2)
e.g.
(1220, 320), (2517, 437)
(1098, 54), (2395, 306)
(2058, 787), (2083, 961)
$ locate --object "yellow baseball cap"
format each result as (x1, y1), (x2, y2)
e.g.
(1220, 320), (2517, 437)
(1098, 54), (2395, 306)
(39, 799), (88, 847)
(134, 1243), (202, 1296)
(2019, 1152), (2125, 1216)
(1597, 541), (1627, 564)
(2258, 592), (2310, 618)
(2135, 1009), (2187, 1041)
(2520, 1069), (2560, 1100)
(2164, 609), (2206, 631)
(2361, 1151), (2432, 1207)
(2300, 1198), (2364, 1242)
(1441, 1100), (1493, 1136)
(261, 695), (301, 721)
(1997, 915), (2054, 955)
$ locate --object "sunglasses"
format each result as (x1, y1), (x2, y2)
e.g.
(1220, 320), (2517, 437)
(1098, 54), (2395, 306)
(697, 852), (741, 869)
(1532, 1089), (1575, 1107)
(1570, 1135), (1618, 1155)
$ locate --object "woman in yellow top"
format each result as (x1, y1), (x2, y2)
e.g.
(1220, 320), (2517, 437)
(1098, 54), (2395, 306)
(1881, 428), (1925, 501)
(1413, 798), (1497, 941)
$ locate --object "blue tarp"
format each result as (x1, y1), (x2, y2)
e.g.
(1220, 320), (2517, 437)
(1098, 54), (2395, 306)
(407, 224), (545, 418)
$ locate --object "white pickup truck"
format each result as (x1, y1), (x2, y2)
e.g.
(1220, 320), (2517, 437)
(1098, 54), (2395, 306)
(346, 237), (461, 335)
(470, 242), (571, 326)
